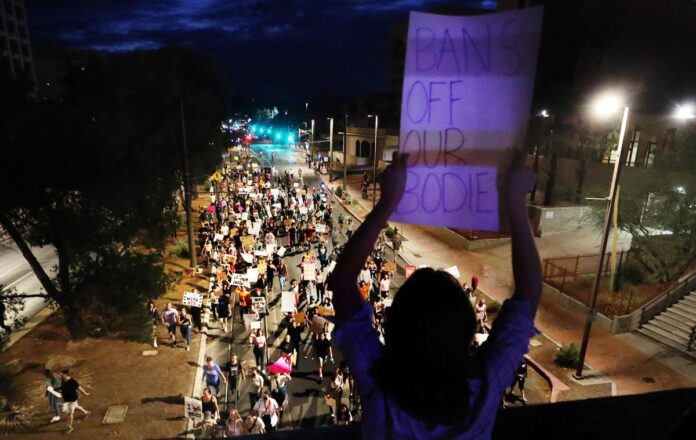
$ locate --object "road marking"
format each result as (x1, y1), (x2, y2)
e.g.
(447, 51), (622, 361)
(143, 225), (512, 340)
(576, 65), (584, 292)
(4, 270), (35, 290)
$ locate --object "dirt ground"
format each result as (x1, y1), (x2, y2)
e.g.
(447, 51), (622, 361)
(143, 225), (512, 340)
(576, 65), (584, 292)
(549, 276), (666, 317)
(0, 196), (211, 439)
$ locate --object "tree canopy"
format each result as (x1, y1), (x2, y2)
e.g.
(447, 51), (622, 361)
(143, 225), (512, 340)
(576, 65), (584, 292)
(0, 47), (230, 338)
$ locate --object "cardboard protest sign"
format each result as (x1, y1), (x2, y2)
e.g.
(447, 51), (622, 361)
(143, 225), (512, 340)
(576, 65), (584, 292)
(252, 296), (266, 314)
(391, 8), (543, 231)
(184, 397), (203, 422)
(254, 250), (267, 258)
(405, 265), (417, 278)
(299, 206), (308, 215)
(182, 292), (203, 308)
(241, 235), (255, 248)
(257, 259), (267, 274)
(444, 265), (461, 278)
(281, 291), (296, 313)
(241, 212), (249, 220)
(231, 273), (249, 288)
(271, 188), (279, 197)
(383, 262), (397, 273)
(240, 253), (254, 264)
(266, 243), (276, 256)
(294, 311), (306, 325)
(315, 224), (327, 234)
(214, 233), (224, 242)
(277, 246), (287, 257)
(303, 263), (316, 281)
(250, 320), (262, 330)
(317, 306), (335, 317)
(246, 267), (259, 283)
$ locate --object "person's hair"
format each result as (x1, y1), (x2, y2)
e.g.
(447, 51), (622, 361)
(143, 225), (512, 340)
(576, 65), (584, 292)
(61, 368), (70, 375)
(206, 356), (213, 362)
(45, 369), (56, 379)
(374, 267), (476, 426)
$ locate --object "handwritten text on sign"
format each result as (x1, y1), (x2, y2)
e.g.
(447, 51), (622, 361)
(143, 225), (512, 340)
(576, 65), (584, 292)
(391, 8), (542, 231)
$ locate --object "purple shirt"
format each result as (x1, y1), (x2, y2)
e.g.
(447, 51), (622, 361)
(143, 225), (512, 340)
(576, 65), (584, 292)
(333, 298), (535, 439)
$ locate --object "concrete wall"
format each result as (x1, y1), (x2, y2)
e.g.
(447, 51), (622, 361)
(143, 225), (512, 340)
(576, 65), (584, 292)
(529, 205), (594, 236)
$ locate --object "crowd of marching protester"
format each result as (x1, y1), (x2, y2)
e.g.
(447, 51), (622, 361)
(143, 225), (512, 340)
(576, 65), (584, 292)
(132, 148), (532, 438)
(144, 150), (399, 437)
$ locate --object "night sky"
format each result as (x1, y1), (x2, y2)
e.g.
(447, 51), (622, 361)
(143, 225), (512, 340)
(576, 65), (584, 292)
(25, 0), (495, 100)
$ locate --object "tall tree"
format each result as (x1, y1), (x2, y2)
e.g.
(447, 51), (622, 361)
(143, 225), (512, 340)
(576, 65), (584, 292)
(0, 47), (230, 338)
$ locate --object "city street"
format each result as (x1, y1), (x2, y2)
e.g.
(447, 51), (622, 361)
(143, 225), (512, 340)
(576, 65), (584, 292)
(201, 140), (547, 432)
(0, 240), (55, 336)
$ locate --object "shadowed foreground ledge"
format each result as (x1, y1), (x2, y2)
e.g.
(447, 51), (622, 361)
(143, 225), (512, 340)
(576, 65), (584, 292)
(224, 388), (696, 439)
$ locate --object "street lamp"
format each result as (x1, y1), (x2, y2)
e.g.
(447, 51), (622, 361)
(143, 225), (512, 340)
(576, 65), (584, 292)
(674, 102), (696, 120)
(327, 117), (334, 169)
(343, 115), (349, 192)
(575, 90), (630, 379)
(367, 114), (379, 208)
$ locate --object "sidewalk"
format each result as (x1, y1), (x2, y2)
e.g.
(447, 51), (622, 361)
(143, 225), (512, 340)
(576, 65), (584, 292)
(322, 173), (696, 398)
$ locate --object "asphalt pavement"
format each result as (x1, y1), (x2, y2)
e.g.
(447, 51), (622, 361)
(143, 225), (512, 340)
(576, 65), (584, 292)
(203, 143), (369, 431)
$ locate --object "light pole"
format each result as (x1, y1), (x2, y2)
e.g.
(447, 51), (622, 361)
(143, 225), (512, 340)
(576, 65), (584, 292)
(575, 91), (629, 379)
(368, 114), (379, 207)
(310, 119), (315, 169)
(327, 117), (334, 171)
(343, 114), (348, 191)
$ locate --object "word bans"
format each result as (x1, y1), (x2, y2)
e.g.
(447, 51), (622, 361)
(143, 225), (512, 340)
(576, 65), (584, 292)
(392, 165), (498, 230)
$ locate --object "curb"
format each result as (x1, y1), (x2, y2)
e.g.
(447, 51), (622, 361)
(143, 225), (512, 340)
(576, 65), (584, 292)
(525, 355), (569, 403)
(185, 274), (215, 439)
(319, 177), (412, 266)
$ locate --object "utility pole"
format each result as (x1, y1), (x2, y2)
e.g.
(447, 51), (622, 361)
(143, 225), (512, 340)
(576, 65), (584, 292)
(343, 114), (348, 191)
(180, 100), (197, 268)
(328, 117), (334, 166)
(368, 114), (379, 207)
(310, 119), (315, 169)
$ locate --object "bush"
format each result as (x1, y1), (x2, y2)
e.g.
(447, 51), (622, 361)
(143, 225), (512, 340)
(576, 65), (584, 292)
(384, 227), (395, 240)
(486, 300), (501, 315)
(555, 343), (580, 369)
(619, 260), (646, 286)
(335, 186), (344, 197)
(171, 239), (190, 259)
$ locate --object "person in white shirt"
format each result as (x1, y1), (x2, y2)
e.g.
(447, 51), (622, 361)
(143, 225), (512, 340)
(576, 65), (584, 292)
(253, 389), (280, 432)
(379, 272), (391, 299)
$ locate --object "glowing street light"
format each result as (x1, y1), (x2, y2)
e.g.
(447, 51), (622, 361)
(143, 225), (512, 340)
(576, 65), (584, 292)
(539, 109), (549, 118)
(576, 90), (630, 380)
(674, 103), (696, 120)
(590, 90), (624, 120)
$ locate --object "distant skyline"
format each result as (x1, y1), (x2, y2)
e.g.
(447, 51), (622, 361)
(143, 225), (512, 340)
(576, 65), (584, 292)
(25, 0), (496, 100)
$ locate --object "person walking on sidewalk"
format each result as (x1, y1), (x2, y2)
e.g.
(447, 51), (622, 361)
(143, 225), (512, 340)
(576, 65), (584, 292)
(60, 369), (91, 434)
(508, 359), (529, 404)
(148, 300), (161, 348)
(162, 303), (179, 347)
(328, 152), (542, 439)
(203, 356), (227, 397)
(44, 369), (62, 424)
(179, 307), (192, 351)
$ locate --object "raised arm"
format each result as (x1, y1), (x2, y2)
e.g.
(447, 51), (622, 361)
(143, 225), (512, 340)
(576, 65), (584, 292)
(506, 152), (542, 316)
(328, 153), (408, 320)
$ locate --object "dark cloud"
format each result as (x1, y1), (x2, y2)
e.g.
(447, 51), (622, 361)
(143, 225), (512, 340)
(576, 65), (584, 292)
(25, 0), (495, 98)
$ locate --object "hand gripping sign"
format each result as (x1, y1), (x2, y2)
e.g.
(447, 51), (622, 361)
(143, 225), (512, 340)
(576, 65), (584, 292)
(391, 8), (542, 231)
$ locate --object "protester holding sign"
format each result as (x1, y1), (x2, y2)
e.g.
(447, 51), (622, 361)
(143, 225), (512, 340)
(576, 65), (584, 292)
(329, 144), (542, 438)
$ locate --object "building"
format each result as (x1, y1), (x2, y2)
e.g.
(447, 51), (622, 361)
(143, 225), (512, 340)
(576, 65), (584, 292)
(343, 125), (399, 167)
(0, 0), (34, 81)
